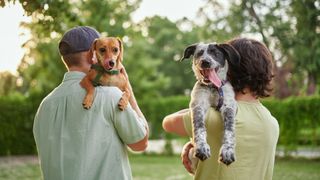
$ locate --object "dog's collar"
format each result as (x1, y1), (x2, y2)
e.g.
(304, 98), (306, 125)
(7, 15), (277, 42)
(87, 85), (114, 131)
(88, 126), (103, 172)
(199, 80), (226, 111)
(90, 64), (120, 86)
(91, 64), (120, 75)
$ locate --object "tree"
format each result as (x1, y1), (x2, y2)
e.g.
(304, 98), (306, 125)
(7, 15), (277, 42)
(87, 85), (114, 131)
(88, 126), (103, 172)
(196, 0), (320, 97)
(2, 0), (169, 101)
(0, 71), (18, 96)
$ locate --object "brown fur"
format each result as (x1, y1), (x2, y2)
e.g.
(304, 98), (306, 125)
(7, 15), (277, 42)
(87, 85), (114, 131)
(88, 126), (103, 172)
(80, 37), (130, 110)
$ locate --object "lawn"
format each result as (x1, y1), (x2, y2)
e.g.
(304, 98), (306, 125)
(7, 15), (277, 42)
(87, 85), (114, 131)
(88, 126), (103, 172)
(0, 155), (319, 180)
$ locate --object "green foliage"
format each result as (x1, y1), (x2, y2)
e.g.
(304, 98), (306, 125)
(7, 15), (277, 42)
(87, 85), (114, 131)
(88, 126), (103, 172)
(140, 96), (190, 139)
(1, 93), (320, 155)
(0, 95), (37, 155)
(0, 71), (18, 96)
(263, 97), (320, 149)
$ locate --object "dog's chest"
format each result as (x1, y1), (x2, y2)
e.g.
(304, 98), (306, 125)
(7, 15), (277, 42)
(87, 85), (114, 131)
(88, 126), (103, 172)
(191, 83), (222, 107)
(98, 73), (127, 89)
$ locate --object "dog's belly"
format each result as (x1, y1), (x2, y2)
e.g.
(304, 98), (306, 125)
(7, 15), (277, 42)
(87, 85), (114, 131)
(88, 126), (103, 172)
(99, 73), (127, 90)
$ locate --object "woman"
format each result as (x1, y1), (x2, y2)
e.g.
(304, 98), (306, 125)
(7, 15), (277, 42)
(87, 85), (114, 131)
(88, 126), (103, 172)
(162, 37), (279, 180)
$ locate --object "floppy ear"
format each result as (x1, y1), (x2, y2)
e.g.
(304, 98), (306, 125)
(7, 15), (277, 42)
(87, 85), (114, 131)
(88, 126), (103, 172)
(180, 44), (197, 61)
(117, 37), (123, 62)
(89, 39), (98, 64)
(217, 43), (240, 67)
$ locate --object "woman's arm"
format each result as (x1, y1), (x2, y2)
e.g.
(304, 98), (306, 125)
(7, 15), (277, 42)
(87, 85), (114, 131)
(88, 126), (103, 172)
(162, 109), (189, 136)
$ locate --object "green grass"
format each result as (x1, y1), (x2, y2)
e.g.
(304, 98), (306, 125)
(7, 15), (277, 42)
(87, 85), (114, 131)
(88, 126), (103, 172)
(0, 155), (319, 180)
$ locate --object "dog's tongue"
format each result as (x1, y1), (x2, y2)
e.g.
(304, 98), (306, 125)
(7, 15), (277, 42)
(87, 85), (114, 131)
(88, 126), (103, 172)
(204, 69), (222, 88)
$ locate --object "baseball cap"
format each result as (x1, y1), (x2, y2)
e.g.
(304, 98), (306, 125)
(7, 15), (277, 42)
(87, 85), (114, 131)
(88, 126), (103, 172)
(58, 26), (100, 56)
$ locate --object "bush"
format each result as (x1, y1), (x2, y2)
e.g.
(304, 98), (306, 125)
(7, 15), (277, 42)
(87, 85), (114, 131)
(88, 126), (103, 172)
(140, 96), (190, 139)
(0, 95), (36, 155)
(0, 94), (319, 155)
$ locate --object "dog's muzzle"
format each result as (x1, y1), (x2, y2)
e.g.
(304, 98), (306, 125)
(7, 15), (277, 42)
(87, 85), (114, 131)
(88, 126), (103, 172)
(199, 68), (222, 88)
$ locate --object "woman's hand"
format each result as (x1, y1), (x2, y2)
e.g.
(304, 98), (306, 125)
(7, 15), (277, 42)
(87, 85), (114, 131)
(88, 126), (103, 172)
(181, 141), (194, 174)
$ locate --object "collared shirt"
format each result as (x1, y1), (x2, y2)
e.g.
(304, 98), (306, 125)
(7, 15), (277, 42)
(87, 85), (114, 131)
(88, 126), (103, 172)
(183, 101), (279, 180)
(33, 71), (147, 180)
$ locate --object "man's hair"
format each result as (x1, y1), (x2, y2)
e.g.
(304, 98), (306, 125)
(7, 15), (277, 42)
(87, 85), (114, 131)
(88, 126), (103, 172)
(60, 48), (85, 68)
(227, 38), (274, 98)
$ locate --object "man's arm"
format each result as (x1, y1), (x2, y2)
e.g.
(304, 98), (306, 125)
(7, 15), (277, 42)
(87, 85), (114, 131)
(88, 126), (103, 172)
(122, 68), (149, 151)
(162, 109), (189, 136)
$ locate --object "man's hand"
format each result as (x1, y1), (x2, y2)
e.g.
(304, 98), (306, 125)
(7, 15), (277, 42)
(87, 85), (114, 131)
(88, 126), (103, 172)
(181, 141), (194, 174)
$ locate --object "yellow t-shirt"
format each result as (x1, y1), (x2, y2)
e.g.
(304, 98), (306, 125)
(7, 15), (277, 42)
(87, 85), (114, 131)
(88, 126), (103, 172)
(183, 101), (279, 180)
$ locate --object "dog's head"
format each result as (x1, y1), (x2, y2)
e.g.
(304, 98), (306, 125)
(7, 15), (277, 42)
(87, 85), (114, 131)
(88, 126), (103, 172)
(180, 43), (240, 88)
(90, 37), (123, 70)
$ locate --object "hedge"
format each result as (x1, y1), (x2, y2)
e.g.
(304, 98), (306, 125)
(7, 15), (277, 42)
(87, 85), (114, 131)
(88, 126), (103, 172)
(0, 94), (39, 155)
(0, 94), (319, 155)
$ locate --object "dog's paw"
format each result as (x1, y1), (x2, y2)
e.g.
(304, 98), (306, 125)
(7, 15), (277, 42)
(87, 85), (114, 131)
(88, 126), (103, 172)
(118, 97), (128, 111)
(195, 143), (211, 161)
(82, 102), (92, 110)
(82, 97), (93, 110)
(219, 144), (235, 165)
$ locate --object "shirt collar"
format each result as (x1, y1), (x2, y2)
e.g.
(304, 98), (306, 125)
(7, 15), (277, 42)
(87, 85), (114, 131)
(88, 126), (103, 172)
(62, 71), (86, 82)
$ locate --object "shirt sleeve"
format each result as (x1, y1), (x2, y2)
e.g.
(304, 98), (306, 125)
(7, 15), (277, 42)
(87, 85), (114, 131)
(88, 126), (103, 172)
(182, 111), (193, 137)
(113, 103), (147, 145)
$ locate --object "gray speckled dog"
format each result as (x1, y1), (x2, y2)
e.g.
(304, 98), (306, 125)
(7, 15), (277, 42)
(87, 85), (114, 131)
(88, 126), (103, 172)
(180, 42), (240, 165)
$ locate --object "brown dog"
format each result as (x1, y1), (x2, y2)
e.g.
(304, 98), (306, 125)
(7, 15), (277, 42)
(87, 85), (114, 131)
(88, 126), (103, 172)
(80, 37), (130, 110)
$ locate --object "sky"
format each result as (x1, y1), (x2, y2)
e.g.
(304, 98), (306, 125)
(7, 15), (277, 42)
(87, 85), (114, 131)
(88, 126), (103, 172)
(0, 0), (205, 74)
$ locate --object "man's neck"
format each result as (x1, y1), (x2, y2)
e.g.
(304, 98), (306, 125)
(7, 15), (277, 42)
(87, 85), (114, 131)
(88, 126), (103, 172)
(235, 89), (259, 103)
(68, 66), (90, 74)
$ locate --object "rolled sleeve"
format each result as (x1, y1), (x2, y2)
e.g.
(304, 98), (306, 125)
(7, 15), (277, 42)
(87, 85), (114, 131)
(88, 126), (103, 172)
(114, 104), (147, 144)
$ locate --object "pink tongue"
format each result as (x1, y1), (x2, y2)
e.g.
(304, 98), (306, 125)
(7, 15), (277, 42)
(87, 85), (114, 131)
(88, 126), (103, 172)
(205, 69), (222, 88)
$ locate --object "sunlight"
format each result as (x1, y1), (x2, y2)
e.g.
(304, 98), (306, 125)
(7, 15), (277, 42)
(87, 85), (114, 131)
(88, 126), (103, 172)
(0, 2), (30, 75)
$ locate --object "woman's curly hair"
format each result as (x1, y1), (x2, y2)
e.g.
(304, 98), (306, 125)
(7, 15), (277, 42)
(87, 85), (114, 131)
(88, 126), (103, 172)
(227, 38), (274, 98)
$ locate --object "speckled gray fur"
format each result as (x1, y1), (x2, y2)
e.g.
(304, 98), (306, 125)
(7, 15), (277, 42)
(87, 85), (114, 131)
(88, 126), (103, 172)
(181, 43), (239, 165)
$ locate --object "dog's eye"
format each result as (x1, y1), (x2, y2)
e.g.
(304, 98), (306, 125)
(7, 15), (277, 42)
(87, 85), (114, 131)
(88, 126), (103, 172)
(196, 50), (204, 58)
(99, 48), (106, 53)
(112, 47), (118, 53)
(209, 48), (216, 54)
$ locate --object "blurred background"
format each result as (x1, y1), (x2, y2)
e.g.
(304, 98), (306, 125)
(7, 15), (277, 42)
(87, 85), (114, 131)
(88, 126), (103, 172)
(0, 0), (319, 179)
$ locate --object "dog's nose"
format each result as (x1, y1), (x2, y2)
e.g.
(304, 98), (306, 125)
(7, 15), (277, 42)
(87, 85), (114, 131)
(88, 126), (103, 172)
(201, 60), (211, 68)
(109, 61), (115, 67)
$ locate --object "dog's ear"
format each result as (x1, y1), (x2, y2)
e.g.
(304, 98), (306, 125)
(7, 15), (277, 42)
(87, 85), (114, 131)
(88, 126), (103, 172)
(89, 38), (99, 64)
(116, 37), (124, 62)
(180, 44), (197, 61)
(217, 43), (240, 67)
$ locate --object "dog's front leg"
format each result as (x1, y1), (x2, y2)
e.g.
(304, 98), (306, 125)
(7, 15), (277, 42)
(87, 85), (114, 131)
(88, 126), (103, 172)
(190, 85), (211, 161)
(118, 86), (130, 111)
(80, 75), (95, 110)
(219, 105), (236, 165)
(219, 85), (237, 165)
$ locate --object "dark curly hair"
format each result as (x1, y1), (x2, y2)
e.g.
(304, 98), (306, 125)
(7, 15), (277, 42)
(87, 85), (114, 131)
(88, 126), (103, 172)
(227, 38), (274, 98)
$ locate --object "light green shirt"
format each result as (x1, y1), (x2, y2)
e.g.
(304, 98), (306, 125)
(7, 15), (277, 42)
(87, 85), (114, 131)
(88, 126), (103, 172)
(183, 101), (279, 180)
(33, 71), (147, 180)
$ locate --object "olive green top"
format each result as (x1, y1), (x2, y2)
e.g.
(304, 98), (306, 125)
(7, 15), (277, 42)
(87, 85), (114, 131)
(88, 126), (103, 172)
(183, 101), (279, 180)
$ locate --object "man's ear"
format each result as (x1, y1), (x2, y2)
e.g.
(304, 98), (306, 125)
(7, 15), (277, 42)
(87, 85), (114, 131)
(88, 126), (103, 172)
(180, 44), (197, 61)
(217, 43), (240, 67)
(89, 39), (98, 64)
(117, 37), (123, 62)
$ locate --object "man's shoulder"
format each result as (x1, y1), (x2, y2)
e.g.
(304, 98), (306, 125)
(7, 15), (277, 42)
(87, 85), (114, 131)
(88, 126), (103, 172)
(96, 86), (123, 98)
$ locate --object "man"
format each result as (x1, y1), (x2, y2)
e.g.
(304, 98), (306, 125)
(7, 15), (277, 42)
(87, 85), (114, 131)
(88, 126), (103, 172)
(33, 26), (148, 180)
(163, 38), (279, 180)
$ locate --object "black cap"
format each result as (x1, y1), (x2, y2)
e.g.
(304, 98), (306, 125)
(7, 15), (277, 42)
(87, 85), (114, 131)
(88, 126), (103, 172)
(58, 26), (100, 56)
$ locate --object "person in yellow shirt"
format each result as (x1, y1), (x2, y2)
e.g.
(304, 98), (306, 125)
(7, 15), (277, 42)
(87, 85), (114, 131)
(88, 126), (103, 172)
(163, 37), (279, 180)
